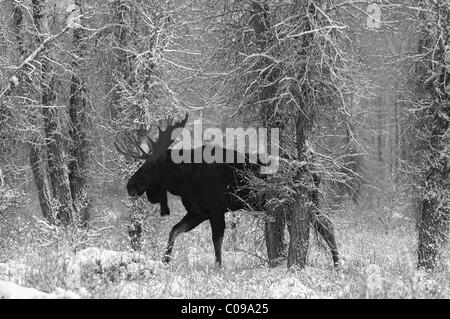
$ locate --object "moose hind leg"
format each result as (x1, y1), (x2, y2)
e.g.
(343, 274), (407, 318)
(313, 215), (340, 267)
(210, 215), (225, 266)
(164, 214), (206, 263)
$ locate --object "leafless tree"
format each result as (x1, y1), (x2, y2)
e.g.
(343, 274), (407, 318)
(414, 0), (450, 271)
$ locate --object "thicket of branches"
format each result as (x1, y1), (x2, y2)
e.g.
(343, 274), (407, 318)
(0, 0), (449, 270)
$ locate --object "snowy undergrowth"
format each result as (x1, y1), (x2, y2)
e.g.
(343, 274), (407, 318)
(1, 197), (449, 299)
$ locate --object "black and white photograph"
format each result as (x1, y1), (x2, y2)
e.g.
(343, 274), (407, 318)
(0, 0), (449, 302)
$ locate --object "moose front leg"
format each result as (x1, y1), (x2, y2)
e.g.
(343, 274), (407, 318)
(147, 190), (171, 216)
(209, 215), (226, 266)
(160, 192), (170, 216)
(164, 213), (206, 263)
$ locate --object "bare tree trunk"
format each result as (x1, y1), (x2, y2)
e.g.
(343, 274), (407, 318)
(248, 1), (287, 265)
(32, 0), (73, 225)
(417, 120), (450, 270)
(287, 112), (313, 268)
(128, 216), (143, 252)
(265, 197), (286, 266)
(416, 1), (450, 270)
(376, 96), (383, 164)
(10, 1), (54, 223)
(111, 0), (142, 249)
(110, 0), (134, 121)
(287, 194), (311, 268)
(285, 1), (320, 269)
(393, 88), (399, 179)
(30, 143), (54, 223)
(12, 2), (25, 57)
(68, 0), (91, 226)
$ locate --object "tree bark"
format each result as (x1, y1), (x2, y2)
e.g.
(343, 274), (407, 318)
(248, 1), (287, 265)
(265, 197), (286, 266)
(287, 194), (311, 268)
(287, 112), (313, 268)
(416, 1), (450, 270)
(12, 2), (25, 57)
(417, 118), (450, 270)
(111, 0), (142, 249)
(32, 0), (73, 225)
(68, 0), (91, 226)
(30, 143), (54, 223)
(10, 1), (54, 223)
(110, 0), (134, 120)
(286, 1), (318, 269)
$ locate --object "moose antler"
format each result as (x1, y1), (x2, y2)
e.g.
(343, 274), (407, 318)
(115, 113), (189, 160)
(114, 133), (150, 160)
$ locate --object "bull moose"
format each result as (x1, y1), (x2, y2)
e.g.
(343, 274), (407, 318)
(116, 115), (339, 266)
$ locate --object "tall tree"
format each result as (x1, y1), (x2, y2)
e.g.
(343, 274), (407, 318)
(10, 1), (54, 222)
(247, 1), (286, 266)
(32, 0), (74, 225)
(286, 0), (319, 268)
(415, 0), (450, 270)
(68, 0), (91, 226)
(211, 0), (351, 268)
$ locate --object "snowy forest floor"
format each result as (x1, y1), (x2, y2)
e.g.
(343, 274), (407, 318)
(1, 194), (449, 299)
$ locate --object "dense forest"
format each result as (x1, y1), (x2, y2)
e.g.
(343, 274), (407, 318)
(0, 0), (449, 299)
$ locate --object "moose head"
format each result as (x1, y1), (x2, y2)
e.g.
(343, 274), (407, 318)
(115, 114), (189, 215)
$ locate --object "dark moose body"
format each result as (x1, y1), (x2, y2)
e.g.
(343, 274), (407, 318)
(119, 116), (339, 266)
